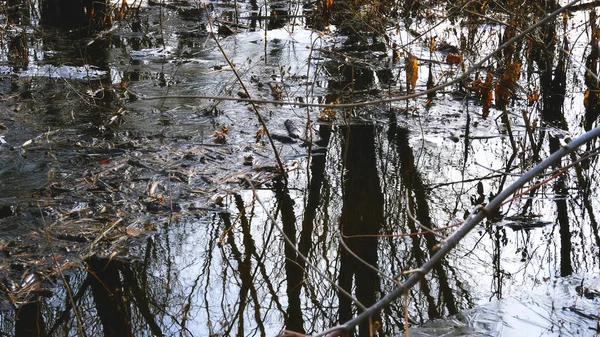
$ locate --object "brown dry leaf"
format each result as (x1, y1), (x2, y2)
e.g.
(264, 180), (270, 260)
(594, 27), (600, 41)
(255, 127), (265, 142)
(583, 89), (600, 110)
(482, 90), (493, 119)
(144, 223), (156, 231)
(393, 48), (401, 63)
(494, 82), (509, 110)
(107, 250), (119, 264)
(446, 53), (462, 65)
(495, 60), (521, 110)
(318, 107), (336, 122)
(149, 181), (160, 197)
(406, 53), (418, 93)
(126, 227), (143, 237)
(213, 126), (229, 144)
(481, 71), (494, 119)
(471, 77), (483, 99)
(429, 37), (436, 53)
(527, 89), (539, 106)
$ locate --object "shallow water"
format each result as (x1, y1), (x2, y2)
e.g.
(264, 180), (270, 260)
(0, 0), (599, 336)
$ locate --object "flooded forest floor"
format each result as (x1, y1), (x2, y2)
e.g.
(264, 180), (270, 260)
(1, 0), (600, 336)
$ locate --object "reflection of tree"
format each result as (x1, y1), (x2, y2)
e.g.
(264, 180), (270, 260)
(220, 195), (267, 337)
(40, 0), (110, 32)
(15, 295), (45, 337)
(555, 177), (572, 276)
(392, 125), (458, 319)
(87, 257), (134, 337)
(274, 178), (305, 333)
(532, 14), (573, 277)
(120, 254), (164, 336)
(338, 124), (383, 337)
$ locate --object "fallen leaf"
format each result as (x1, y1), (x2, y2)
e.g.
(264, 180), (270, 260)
(126, 227), (142, 237)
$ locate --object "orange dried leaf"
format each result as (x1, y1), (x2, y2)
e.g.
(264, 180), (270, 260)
(256, 127), (265, 139)
(482, 90), (493, 119)
(318, 107), (336, 122)
(406, 53), (418, 92)
(213, 126), (229, 144)
(526, 89), (539, 105)
(481, 72), (494, 119)
(446, 53), (462, 65)
(393, 48), (401, 62)
(429, 37), (436, 53)
(495, 60), (521, 110)
(494, 82), (510, 110)
(471, 77), (483, 98)
(483, 71), (494, 88)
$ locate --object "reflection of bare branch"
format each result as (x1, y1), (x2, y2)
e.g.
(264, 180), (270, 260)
(337, 233), (397, 285)
(341, 223), (461, 239)
(310, 121), (600, 335)
(120, 265), (165, 337)
(240, 176), (366, 312)
(404, 190), (447, 240)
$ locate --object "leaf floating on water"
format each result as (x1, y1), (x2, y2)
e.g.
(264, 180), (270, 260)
(126, 227), (142, 237)
(213, 126), (229, 144)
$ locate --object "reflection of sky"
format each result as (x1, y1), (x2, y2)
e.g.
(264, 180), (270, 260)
(10, 64), (107, 79)
(2, 1), (600, 336)
(410, 274), (600, 336)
